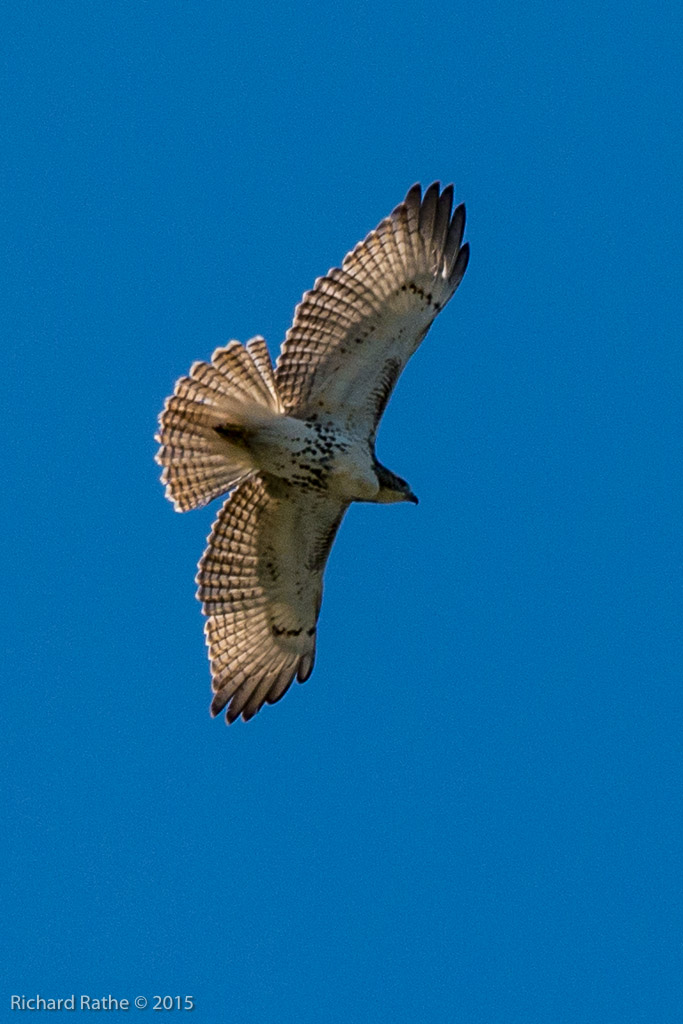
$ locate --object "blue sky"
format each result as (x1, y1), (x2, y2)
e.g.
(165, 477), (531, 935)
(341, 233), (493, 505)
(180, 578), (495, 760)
(3, 2), (682, 1021)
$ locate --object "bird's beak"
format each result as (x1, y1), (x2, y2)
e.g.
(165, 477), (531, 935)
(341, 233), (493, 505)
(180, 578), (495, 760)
(406, 491), (419, 505)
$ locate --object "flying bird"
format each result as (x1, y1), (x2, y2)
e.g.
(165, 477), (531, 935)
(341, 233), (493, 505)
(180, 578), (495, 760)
(156, 182), (469, 723)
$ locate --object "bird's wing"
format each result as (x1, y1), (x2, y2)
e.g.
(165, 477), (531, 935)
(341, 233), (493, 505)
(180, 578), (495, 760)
(196, 474), (348, 723)
(275, 182), (469, 438)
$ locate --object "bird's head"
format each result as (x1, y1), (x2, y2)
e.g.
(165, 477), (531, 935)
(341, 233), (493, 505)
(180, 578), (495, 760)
(373, 461), (419, 505)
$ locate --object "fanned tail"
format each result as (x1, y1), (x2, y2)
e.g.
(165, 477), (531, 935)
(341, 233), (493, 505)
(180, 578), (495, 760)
(155, 336), (284, 511)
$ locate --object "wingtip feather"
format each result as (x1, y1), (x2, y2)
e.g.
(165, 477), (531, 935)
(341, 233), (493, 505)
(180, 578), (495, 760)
(297, 652), (315, 682)
(403, 182), (422, 210)
(452, 241), (470, 284)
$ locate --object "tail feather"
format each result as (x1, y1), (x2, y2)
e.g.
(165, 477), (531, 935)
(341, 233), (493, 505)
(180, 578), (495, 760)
(156, 336), (283, 512)
(245, 336), (280, 405)
(211, 341), (277, 407)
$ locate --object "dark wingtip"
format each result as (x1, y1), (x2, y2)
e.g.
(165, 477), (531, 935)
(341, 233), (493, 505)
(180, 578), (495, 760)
(297, 661), (314, 683)
(265, 690), (287, 706)
(240, 705), (260, 723)
(210, 693), (225, 718)
(404, 182), (422, 208)
(457, 241), (470, 271)
(449, 241), (470, 287)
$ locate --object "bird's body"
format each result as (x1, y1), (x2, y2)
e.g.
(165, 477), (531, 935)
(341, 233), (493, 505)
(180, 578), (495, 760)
(156, 182), (469, 723)
(221, 415), (380, 502)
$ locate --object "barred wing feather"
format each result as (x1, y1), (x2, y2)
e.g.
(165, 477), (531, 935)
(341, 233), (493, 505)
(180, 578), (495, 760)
(275, 182), (469, 437)
(196, 475), (348, 723)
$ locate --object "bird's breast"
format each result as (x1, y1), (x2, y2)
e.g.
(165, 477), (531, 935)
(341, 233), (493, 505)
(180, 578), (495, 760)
(250, 417), (377, 500)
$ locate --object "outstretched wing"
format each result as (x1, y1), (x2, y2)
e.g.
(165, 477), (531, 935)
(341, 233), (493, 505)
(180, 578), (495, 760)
(196, 475), (348, 723)
(275, 182), (469, 438)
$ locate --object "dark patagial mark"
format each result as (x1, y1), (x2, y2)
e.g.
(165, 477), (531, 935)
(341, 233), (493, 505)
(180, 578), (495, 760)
(370, 357), (402, 427)
(306, 509), (347, 574)
(399, 282), (436, 308)
(272, 624), (302, 638)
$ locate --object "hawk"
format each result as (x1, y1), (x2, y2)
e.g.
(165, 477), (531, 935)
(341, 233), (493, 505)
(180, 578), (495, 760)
(156, 182), (469, 723)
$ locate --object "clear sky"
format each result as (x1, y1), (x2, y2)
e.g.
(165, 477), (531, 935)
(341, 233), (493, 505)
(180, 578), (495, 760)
(3, 2), (682, 1022)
